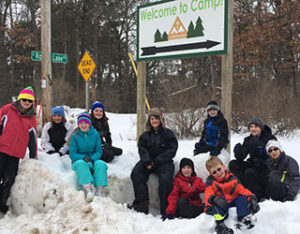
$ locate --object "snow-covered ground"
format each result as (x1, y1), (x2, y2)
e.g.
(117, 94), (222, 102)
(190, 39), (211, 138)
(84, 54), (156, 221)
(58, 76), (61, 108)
(0, 109), (300, 234)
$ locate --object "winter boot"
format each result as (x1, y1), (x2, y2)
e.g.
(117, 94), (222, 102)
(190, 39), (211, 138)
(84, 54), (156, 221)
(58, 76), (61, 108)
(95, 186), (105, 197)
(236, 214), (257, 231)
(127, 200), (149, 214)
(82, 183), (95, 202)
(215, 221), (234, 234)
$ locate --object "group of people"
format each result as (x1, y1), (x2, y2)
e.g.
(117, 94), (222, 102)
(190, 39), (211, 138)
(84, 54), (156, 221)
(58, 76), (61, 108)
(0, 86), (299, 234)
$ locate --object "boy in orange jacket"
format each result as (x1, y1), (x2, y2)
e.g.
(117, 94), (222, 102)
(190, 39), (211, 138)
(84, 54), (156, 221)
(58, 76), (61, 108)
(204, 157), (260, 234)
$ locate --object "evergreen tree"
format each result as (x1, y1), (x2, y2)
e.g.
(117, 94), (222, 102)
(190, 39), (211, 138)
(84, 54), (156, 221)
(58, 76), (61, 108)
(194, 17), (204, 36)
(161, 31), (168, 41)
(154, 29), (162, 42)
(187, 21), (195, 38)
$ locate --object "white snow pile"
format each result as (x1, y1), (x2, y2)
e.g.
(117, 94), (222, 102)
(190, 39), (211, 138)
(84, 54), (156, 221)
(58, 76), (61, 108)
(0, 110), (300, 234)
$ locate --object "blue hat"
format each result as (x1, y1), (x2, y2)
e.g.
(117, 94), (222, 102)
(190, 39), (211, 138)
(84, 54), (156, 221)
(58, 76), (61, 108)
(91, 101), (105, 112)
(51, 106), (65, 117)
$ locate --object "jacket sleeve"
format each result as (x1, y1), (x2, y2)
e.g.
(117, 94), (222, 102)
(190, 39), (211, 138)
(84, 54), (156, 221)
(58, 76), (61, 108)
(0, 105), (8, 137)
(153, 130), (178, 166)
(204, 184), (215, 207)
(199, 124), (207, 146)
(138, 133), (151, 165)
(59, 122), (74, 155)
(28, 127), (37, 158)
(166, 179), (180, 216)
(89, 132), (103, 162)
(104, 124), (112, 146)
(194, 177), (206, 193)
(69, 134), (85, 162)
(236, 183), (253, 197)
(216, 118), (229, 151)
(41, 122), (55, 152)
(285, 157), (300, 198)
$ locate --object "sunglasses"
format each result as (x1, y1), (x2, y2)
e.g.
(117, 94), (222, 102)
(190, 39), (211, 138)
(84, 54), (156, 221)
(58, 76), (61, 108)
(268, 147), (279, 153)
(21, 99), (33, 103)
(212, 167), (222, 175)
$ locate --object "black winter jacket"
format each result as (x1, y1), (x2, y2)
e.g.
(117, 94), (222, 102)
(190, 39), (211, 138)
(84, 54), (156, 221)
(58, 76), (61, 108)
(198, 111), (229, 151)
(234, 125), (276, 170)
(92, 119), (112, 146)
(267, 152), (300, 200)
(138, 126), (178, 167)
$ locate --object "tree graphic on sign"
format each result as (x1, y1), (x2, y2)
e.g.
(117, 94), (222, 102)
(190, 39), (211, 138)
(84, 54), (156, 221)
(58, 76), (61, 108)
(154, 29), (162, 42)
(187, 16), (204, 38)
(161, 31), (168, 41)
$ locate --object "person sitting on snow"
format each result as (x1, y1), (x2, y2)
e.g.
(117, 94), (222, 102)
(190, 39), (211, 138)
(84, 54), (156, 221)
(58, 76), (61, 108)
(229, 118), (276, 201)
(41, 106), (73, 156)
(90, 101), (122, 163)
(128, 108), (178, 219)
(194, 101), (229, 157)
(265, 140), (300, 202)
(69, 112), (107, 202)
(204, 157), (259, 234)
(164, 158), (205, 220)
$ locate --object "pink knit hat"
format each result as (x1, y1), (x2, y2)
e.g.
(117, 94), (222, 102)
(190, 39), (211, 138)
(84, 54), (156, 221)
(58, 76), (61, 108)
(17, 86), (35, 101)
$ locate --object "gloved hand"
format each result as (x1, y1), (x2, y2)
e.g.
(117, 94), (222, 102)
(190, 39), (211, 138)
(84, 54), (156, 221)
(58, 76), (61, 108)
(234, 143), (242, 155)
(248, 195), (260, 213)
(84, 156), (91, 162)
(47, 150), (57, 154)
(209, 196), (228, 210)
(210, 149), (220, 156)
(193, 143), (201, 156)
(194, 142), (200, 149)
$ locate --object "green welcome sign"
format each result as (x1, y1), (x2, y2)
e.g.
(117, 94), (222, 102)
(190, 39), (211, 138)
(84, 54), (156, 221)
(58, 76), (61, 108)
(137, 0), (228, 61)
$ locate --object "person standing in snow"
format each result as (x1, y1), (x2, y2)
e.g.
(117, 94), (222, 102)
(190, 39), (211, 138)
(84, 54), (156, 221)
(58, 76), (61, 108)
(69, 112), (107, 202)
(204, 157), (259, 234)
(194, 101), (229, 157)
(90, 101), (122, 163)
(229, 118), (276, 201)
(41, 106), (73, 156)
(164, 158), (205, 220)
(128, 108), (178, 219)
(0, 86), (37, 214)
(265, 140), (300, 202)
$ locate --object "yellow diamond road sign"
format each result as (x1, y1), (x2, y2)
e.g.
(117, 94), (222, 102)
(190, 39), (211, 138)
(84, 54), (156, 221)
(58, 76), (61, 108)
(78, 51), (96, 82)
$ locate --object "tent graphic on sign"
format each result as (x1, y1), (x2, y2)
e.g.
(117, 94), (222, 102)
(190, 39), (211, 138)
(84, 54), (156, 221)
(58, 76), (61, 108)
(154, 16), (205, 43)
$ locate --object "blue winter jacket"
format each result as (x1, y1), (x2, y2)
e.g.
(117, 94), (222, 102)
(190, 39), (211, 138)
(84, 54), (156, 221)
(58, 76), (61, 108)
(69, 126), (102, 164)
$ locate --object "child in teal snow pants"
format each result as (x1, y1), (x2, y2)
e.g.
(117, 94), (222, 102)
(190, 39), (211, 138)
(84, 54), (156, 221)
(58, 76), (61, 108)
(69, 112), (108, 201)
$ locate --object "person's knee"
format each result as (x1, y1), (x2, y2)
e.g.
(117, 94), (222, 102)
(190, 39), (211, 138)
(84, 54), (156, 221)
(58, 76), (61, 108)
(94, 160), (108, 170)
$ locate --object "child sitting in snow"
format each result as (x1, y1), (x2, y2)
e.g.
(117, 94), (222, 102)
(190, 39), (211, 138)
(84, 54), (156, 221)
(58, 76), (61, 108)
(165, 158), (205, 220)
(265, 140), (300, 202)
(204, 157), (259, 234)
(69, 112), (108, 202)
(41, 106), (73, 156)
(194, 101), (229, 157)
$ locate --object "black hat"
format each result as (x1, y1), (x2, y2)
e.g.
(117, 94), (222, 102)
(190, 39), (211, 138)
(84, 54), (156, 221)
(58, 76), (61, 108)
(206, 101), (220, 112)
(179, 158), (195, 175)
(248, 118), (264, 130)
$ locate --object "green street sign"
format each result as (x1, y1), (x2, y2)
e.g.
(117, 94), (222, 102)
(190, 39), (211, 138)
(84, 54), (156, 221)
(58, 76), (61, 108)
(31, 51), (68, 63)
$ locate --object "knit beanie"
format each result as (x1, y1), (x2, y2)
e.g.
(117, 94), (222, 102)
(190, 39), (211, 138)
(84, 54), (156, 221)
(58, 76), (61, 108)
(17, 86), (35, 101)
(77, 112), (92, 126)
(248, 118), (264, 130)
(266, 140), (283, 153)
(91, 101), (105, 112)
(51, 106), (65, 117)
(206, 101), (220, 112)
(179, 158), (195, 173)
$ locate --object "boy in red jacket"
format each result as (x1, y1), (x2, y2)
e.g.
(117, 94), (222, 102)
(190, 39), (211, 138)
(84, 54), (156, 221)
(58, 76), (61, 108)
(165, 158), (205, 220)
(204, 157), (259, 234)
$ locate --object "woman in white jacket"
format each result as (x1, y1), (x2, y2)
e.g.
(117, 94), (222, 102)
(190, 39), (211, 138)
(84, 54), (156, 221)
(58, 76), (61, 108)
(41, 106), (73, 156)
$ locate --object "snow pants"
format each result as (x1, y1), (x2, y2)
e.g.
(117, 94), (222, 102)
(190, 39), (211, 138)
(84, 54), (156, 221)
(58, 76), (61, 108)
(72, 159), (108, 186)
(229, 160), (267, 201)
(130, 161), (174, 216)
(211, 195), (251, 221)
(0, 153), (20, 211)
(101, 144), (122, 163)
(176, 198), (203, 218)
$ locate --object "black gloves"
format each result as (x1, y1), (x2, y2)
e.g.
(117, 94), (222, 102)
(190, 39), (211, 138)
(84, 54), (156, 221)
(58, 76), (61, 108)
(248, 195), (260, 213)
(194, 143), (200, 156)
(47, 150), (57, 154)
(209, 196), (228, 210)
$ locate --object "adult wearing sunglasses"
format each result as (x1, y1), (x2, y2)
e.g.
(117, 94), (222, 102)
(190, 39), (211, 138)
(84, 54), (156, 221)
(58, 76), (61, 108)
(265, 140), (300, 202)
(229, 118), (276, 201)
(0, 86), (37, 214)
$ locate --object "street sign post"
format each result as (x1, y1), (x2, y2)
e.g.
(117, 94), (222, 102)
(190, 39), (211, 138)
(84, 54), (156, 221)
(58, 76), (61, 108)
(137, 0), (228, 61)
(31, 51), (68, 63)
